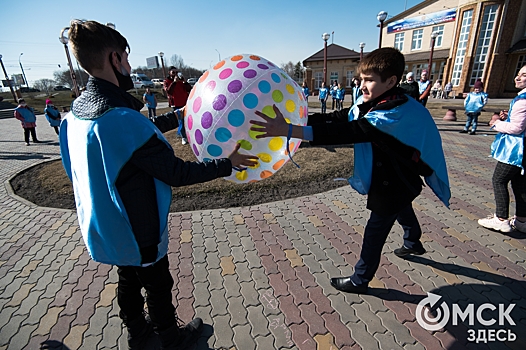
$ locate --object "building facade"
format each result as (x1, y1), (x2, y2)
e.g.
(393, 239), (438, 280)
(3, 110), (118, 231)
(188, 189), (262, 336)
(382, 0), (526, 98)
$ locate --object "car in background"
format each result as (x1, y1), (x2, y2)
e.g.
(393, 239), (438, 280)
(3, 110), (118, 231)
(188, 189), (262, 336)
(19, 87), (40, 93)
(53, 85), (70, 91)
(130, 73), (154, 89)
(187, 77), (197, 86)
(151, 78), (164, 88)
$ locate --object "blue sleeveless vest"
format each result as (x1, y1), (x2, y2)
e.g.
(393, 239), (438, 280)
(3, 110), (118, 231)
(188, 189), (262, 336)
(491, 93), (526, 168)
(15, 106), (36, 123)
(59, 107), (172, 266)
(348, 96), (450, 207)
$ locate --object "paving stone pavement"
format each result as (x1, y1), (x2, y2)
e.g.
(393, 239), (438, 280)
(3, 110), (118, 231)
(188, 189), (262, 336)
(0, 105), (525, 349)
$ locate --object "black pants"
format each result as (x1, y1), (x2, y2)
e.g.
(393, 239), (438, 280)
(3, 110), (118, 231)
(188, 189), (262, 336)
(117, 255), (176, 331)
(52, 126), (59, 135)
(351, 204), (423, 286)
(493, 161), (526, 219)
(23, 127), (38, 143)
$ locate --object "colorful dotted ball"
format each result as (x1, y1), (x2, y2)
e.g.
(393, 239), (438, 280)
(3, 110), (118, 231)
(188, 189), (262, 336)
(185, 54), (309, 183)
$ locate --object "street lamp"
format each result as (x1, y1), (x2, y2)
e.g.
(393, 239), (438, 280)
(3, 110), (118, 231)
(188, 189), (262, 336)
(428, 31), (439, 80)
(359, 42), (366, 61)
(59, 27), (80, 97)
(215, 49), (221, 62)
(19, 53), (28, 88)
(377, 11), (388, 48)
(106, 23), (116, 30)
(159, 51), (166, 77)
(0, 54), (18, 101)
(322, 32), (330, 84)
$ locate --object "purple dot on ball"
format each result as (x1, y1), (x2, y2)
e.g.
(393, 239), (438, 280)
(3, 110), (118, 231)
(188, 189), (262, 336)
(244, 69), (257, 79)
(213, 94), (227, 111)
(257, 64), (269, 70)
(192, 144), (199, 157)
(201, 112), (213, 129)
(195, 129), (203, 144)
(228, 80), (242, 93)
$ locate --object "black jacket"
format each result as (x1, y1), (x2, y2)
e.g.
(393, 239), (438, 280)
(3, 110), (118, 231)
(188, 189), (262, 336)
(307, 87), (432, 215)
(72, 77), (233, 263)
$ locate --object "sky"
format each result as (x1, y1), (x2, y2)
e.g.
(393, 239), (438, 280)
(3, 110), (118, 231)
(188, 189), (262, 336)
(0, 0), (421, 87)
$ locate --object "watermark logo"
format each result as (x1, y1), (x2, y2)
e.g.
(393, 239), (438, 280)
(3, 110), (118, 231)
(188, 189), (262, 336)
(416, 292), (517, 343)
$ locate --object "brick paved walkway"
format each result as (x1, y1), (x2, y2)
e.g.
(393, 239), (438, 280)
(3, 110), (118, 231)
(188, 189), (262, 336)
(0, 106), (525, 349)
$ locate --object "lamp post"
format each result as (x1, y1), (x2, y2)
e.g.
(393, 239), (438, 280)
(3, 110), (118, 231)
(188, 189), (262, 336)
(215, 49), (221, 62)
(428, 31), (439, 80)
(359, 42), (366, 61)
(0, 54), (18, 101)
(322, 32), (330, 84)
(59, 27), (80, 97)
(19, 53), (28, 88)
(159, 52), (166, 77)
(377, 11), (388, 48)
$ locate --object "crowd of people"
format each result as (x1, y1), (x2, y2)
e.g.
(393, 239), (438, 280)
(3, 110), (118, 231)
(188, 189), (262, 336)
(8, 18), (526, 349)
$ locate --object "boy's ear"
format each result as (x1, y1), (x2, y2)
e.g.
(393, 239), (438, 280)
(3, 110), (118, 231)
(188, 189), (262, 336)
(387, 75), (398, 89)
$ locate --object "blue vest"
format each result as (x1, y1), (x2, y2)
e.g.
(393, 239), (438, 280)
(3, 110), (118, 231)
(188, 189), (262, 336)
(491, 93), (526, 168)
(319, 87), (328, 100)
(45, 106), (61, 127)
(347, 96), (451, 207)
(464, 91), (488, 113)
(59, 107), (172, 266)
(15, 106), (36, 123)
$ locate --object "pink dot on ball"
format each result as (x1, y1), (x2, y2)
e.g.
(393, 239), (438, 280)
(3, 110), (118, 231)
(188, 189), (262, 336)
(187, 115), (193, 130)
(206, 80), (216, 92)
(193, 97), (202, 113)
(219, 68), (233, 80)
(195, 129), (203, 144)
(236, 61), (249, 69)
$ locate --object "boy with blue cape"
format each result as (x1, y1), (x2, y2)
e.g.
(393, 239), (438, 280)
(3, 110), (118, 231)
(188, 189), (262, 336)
(251, 48), (450, 294)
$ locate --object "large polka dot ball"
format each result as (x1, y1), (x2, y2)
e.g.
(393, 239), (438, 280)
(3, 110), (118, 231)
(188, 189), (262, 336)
(185, 54), (309, 183)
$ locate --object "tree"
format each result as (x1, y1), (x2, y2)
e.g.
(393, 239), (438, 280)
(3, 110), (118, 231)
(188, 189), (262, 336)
(281, 61), (303, 82)
(53, 69), (89, 89)
(280, 61), (295, 79)
(33, 79), (56, 95)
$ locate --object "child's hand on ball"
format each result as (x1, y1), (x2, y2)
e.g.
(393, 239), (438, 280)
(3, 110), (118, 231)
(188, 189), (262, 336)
(251, 105), (289, 138)
(228, 143), (258, 169)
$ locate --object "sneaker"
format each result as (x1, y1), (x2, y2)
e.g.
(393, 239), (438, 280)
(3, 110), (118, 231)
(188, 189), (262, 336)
(510, 217), (526, 233)
(469, 131), (476, 135)
(158, 318), (203, 350)
(478, 214), (512, 233)
(394, 245), (426, 257)
(181, 138), (188, 145)
(459, 130), (468, 133)
(25, 142), (30, 146)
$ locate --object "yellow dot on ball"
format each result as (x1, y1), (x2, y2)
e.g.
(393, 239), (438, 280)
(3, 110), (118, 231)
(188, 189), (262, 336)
(285, 100), (296, 113)
(272, 90), (284, 103)
(286, 84), (295, 94)
(258, 153), (272, 163)
(238, 139), (253, 150)
(262, 105), (276, 118)
(235, 170), (248, 181)
(249, 160), (260, 169)
(249, 126), (265, 140)
(284, 118), (291, 123)
(268, 137), (283, 152)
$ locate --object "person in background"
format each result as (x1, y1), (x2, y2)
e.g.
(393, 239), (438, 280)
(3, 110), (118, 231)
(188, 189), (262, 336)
(318, 81), (329, 114)
(459, 79), (488, 135)
(60, 19), (258, 350)
(164, 67), (191, 145)
(351, 77), (362, 106)
(399, 72), (419, 100)
(330, 81), (338, 110)
(44, 99), (61, 135)
(302, 82), (310, 101)
(143, 87), (157, 118)
(478, 65), (526, 233)
(431, 79), (442, 99)
(336, 83), (345, 111)
(443, 82), (453, 99)
(418, 70), (432, 107)
(14, 98), (41, 146)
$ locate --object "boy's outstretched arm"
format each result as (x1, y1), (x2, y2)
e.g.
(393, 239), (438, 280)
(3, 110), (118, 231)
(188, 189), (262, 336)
(251, 105), (304, 139)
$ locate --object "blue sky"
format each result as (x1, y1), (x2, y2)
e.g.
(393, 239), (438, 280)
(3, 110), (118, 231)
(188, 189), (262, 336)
(1, 0), (421, 85)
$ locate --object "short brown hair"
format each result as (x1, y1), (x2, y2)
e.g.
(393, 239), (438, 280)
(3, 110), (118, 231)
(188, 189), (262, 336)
(357, 47), (405, 84)
(68, 20), (130, 73)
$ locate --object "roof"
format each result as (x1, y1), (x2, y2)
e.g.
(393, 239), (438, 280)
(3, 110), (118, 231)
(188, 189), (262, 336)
(506, 39), (526, 54)
(303, 43), (361, 64)
(403, 48), (450, 62)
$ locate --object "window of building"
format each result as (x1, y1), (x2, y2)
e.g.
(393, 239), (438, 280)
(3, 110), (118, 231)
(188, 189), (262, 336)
(346, 71), (354, 87)
(517, 55), (526, 75)
(469, 4), (499, 85)
(451, 9), (473, 86)
(432, 25), (444, 47)
(395, 33), (404, 51)
(330, 72), (339, 84)
(411, 29), (423, 50)
(315, 72), (323, 89)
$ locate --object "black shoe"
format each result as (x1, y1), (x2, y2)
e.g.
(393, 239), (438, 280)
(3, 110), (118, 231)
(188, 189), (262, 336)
(459, 130), (468, 133)
(394, 245), (426, 257)
(126, 316), (157, 350)
(469, 131), (476, 135)
(158, 318), (203, 350)
(330, 277), (368, 294)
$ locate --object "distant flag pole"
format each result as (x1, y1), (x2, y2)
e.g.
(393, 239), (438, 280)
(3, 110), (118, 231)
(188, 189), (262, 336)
(332, 31), (334, 44)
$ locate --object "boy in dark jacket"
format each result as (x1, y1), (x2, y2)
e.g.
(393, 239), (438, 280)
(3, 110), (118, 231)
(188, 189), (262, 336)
(251, 48), (450, 294)
(60, 20), (257, 349)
